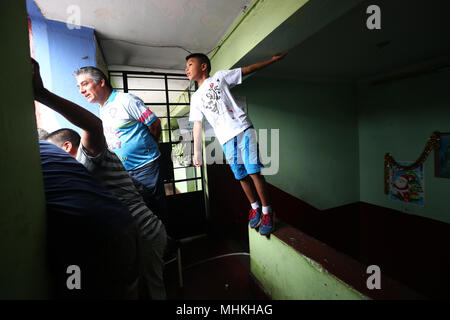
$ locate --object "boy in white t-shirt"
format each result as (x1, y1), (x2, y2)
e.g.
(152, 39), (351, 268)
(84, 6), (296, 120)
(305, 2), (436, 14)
(185, 52), (287, 236)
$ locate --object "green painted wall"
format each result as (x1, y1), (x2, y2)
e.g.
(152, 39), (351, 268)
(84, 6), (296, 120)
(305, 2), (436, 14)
(210, 0), (310, 72)
(236, 55), (449, 302)
(231, 69), (450, 222)
(0, 1), (50, 298)
(208, 0), (449, 301)
(358, 70), (450, 223)
(249, 227), (368, 300)
(233, 76), (360, 210)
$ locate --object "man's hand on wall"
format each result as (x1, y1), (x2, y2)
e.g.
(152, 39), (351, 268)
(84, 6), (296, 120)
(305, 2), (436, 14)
(31, 58), (45, 100)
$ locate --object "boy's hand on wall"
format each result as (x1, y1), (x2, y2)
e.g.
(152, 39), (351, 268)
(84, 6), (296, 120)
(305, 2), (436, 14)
(272, 52), (288, 62)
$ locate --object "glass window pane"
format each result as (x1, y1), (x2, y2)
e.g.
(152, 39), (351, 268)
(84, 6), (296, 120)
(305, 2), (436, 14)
(160, 130), (170, 143)
(170, 129), (192, 145)
(127, 76), (165, 90)
(173, 167), (197, 180)
(169, 117), (180, 129)
(174, 181), (187, 193)
(169, 91), (190, 104)
(129, 90), (166, 104)
(160, 118), (168, 130)
(167, 75), (189, 81)
(170, 130), (192, 145)
(147, 105), (167, 117)
(186, 179), (202, 192)
(172, 141), (192, 166)
(167, 78), (189, 91)
(110, 75), (123, 89)
(168, 105), (190, 117)
(173, 168), (185, 181)
(196, 179), (202, 191)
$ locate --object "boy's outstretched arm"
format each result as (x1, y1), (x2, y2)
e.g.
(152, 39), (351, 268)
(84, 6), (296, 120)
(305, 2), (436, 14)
(241, 52), (287, 77)
(193, 121), (203, 167)
(32, 59), (105, 156)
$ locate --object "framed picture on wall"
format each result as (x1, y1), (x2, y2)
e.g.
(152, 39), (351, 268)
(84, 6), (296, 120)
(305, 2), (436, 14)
(435, 132), (450, 178)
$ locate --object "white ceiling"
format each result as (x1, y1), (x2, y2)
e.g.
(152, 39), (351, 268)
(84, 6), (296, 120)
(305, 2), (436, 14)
(34, 0), (252, 70)
(238, 0), (450, 83)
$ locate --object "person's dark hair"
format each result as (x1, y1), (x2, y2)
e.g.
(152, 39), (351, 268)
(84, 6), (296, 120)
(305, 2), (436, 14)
(37, 128), (49, 140)
(73, 66), (113, 90)
(186, 53), (211, 74)
(44, 128), (81, 148)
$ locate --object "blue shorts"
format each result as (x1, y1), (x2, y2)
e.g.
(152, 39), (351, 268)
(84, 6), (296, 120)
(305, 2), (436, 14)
(222, 127), (264, 180)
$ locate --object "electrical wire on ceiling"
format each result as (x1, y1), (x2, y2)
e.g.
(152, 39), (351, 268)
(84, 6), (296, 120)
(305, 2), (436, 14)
(207, 0), (261, 60)
(101, 0), (257, 58)
(101, 37), (222, 57)
(101, 38), (193, 54)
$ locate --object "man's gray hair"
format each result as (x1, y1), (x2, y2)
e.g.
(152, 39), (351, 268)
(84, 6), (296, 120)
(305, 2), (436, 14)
(74, 66), (112, 90)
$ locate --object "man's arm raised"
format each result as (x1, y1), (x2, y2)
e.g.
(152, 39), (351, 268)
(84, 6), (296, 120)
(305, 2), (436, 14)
(32, 59), (105, 156)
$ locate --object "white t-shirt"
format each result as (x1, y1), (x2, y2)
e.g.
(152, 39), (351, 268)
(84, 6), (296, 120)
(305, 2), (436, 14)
(99, 90), (160, 170)
(189, 68), (252, 145)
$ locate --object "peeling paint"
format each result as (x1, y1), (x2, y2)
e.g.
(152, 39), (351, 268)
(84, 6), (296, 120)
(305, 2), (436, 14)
(151, 0), (185, 22)
(94, 8), (119, 20)
(187, 0), (208, 12)
(303, 255), (325, 273)
(202, 14), (225, 29)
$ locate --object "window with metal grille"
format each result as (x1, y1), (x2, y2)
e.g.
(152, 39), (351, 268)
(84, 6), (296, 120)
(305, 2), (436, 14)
(109, 70), (202, 195)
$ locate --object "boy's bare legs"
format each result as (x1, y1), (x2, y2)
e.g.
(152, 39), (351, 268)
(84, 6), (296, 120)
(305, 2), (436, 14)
(249, 172), (269, 206)
(249, 172), (273, 236)
(239, 176), (258, 204)
(239, 173), (271, 207)
(240, 175), (263, 230)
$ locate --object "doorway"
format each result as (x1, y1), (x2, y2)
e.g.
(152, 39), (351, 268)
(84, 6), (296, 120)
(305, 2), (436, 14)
(109, 70), (207, 239)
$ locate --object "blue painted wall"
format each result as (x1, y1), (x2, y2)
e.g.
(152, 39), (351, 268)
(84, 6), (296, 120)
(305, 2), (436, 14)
(27, 0), (99, 133)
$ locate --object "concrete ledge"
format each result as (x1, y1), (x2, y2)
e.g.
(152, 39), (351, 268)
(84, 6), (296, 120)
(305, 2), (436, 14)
(249, 222), (424, 300)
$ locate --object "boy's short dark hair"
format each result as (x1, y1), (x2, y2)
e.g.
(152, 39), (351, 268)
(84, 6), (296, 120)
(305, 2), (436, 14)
(186, 53), (211, 74)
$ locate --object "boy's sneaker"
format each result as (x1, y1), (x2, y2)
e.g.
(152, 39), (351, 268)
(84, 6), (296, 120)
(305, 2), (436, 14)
(249, 208), (262, 228)
(259, 213), (273, 236)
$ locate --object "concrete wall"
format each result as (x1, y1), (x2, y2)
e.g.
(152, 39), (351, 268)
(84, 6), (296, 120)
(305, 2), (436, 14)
(0, 0), (49, 299)
(249, 227), (367, 299)
(0, 0), (103, 298)
(27, 0), (98, 133)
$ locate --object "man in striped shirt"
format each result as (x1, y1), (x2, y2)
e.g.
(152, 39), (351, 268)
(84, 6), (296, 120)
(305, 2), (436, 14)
(32, 59), (167, 300)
